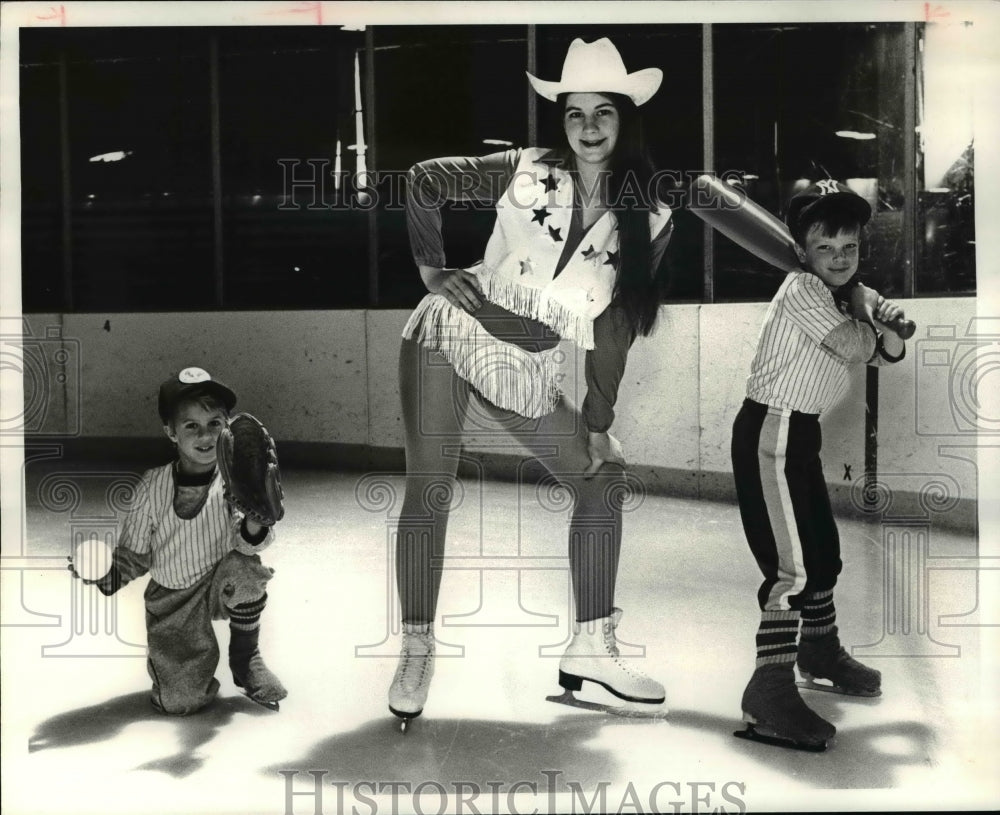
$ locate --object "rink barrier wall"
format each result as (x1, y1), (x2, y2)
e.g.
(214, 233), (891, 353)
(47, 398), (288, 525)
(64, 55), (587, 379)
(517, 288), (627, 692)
(15, 297), (979, 531)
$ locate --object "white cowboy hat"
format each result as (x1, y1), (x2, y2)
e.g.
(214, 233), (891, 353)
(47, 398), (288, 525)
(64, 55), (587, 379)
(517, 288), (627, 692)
(526, 38), (663, 107)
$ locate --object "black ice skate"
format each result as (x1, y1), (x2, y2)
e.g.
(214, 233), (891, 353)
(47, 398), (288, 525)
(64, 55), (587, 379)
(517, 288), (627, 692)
(797, 628), (881, 698)
(734, 662), (835, 752)
(388, 622), (435, 733)
(229, 629), (287, 712)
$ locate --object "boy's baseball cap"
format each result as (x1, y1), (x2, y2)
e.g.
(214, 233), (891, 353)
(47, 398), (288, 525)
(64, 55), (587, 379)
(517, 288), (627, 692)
(786, 179), (872, 232)
(158, 367), (236, 422)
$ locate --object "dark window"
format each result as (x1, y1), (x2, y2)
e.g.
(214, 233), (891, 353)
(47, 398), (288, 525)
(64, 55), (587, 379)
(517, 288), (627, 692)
(62, 29), (213, 310)
(16, 23), (976, 313)
(714, 24), (916, 301)
(218, 27), (367, 308)
(19, 58), (62, 311)
(371, 26), (528, 308)
(915, 23), (975, 296)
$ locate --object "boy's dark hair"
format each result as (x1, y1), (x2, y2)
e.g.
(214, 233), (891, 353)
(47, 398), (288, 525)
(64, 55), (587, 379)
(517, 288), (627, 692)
(158, 367), (236, 423)
(791, 207), (864, 246)
(786, 180), (871, 246)
(165, 390), (231, 426)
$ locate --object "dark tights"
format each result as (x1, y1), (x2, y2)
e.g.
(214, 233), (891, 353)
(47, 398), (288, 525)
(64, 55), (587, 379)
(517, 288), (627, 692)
(396, 338), (626, 625)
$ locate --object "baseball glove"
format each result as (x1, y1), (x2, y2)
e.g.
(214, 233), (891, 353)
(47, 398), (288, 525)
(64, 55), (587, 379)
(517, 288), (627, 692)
(218, 413), (285, 526)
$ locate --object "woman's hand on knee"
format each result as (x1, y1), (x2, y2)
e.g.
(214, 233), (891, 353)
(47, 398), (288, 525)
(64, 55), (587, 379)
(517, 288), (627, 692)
(584, 431), (626, 478)
(421, 265), (483, 313)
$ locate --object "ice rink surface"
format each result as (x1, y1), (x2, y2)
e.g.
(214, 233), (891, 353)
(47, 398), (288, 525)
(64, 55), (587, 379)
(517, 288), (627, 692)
(3, 465), (998, 815)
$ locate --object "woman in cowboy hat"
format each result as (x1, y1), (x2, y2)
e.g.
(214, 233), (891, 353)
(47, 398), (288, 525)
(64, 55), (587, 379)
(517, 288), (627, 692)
(390, 37), (674, 728)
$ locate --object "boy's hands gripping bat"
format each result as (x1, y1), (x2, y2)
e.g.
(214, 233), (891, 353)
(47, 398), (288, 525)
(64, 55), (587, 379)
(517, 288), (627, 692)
(688, 174), (916, 340)
(848, 283), (911, 338)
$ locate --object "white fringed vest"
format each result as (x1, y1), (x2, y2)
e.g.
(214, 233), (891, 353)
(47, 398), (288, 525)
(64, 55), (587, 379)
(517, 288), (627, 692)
(402, 147), (672, 418)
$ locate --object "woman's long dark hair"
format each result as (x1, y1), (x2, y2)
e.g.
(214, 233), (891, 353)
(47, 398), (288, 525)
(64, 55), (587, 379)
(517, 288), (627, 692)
(553, 92), (663, 337)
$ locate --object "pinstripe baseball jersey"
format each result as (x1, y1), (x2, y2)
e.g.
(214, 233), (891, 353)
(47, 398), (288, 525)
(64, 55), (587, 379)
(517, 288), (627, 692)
(745, 271), (877, 414)
(117, 462), (274, 589)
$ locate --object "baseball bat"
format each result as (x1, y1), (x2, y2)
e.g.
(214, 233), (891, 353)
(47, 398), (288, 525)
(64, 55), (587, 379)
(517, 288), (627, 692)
(688, 174), (916, 340)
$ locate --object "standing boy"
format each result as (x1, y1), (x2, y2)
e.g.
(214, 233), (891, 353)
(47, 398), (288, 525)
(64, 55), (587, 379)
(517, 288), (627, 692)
(731, 182), (907, 750)
(69, 367), (287, 714)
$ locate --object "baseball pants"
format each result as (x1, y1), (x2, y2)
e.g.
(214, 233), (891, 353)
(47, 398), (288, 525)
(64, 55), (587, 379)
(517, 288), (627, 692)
(731, 399), (843, 611)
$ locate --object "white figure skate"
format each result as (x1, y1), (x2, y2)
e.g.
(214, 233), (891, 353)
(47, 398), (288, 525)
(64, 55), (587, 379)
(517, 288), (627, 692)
(547, 608), (667, 720)
(388, 622), (435, 733)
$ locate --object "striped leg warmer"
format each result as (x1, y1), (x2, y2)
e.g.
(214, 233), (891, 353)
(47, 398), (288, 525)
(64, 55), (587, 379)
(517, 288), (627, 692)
(228, 593), (267, 632)
(800, 590), (836, 640)
(755, 610), (800, 667)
